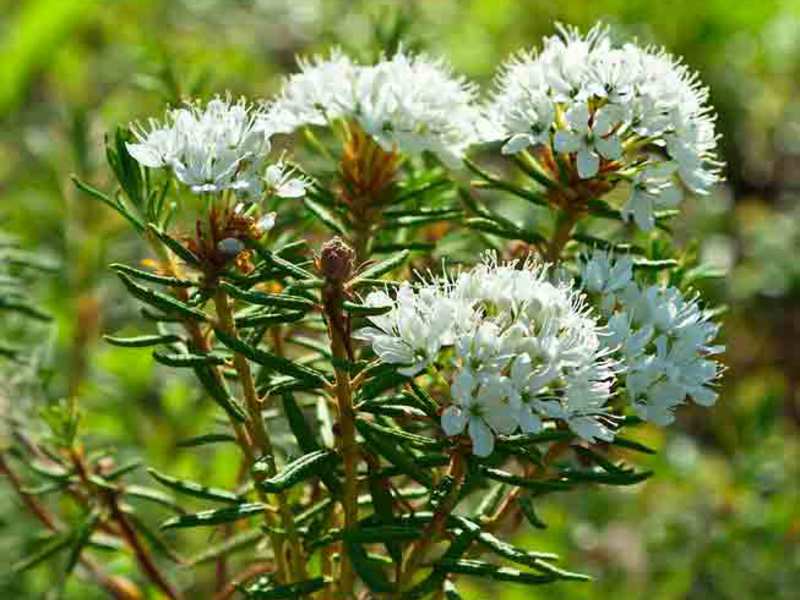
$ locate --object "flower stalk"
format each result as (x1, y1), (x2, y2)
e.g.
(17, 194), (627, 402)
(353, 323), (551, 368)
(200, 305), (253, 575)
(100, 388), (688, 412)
(212, 286), (306, 583)
(319, 237), (359, 597)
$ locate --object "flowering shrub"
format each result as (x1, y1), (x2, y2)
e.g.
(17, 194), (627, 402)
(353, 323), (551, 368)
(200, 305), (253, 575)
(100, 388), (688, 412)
(3, 23), (724, 599)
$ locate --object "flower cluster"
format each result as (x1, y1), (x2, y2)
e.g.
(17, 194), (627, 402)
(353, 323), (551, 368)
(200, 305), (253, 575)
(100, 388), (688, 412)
(357, 257), (617, 456)
(265, 48), (486, 166)
(486, 24), (722, 230)
(127, 96), (305, 199)
(582, 251), (724, 425)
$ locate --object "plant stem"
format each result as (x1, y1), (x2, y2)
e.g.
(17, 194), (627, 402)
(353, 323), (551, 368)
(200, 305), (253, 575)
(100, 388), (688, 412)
(322, 281), (358, 598)
(0, 453), (141, 600)
(398, 452), (465, 593)
(546, 209), (580, 264)
(213, 287), (307, 583)
(107, 491), (183, 600)
(145, 233), (297, 582)
(145, 233), (253, 459)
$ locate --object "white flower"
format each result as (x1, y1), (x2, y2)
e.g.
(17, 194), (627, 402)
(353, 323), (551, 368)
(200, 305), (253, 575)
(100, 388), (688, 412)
(442, 368), (518, 457)
(266, 48), (485, 166)
(263, 163), (307, 198)
(358, 255), (618, 456)
(354, 283), (472, 377)
(265, 49), (358, 132)
(622, 163), (683, 230)
(554, 102), (624, 179)
(581, 250), (633, 314)
(582, 251), (724, 425)
(485, 23), (723, 228)
(127, 97), (274, 197)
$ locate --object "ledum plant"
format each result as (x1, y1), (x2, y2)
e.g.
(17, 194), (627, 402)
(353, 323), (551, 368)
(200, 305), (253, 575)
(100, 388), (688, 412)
(11, 23), (723, 599)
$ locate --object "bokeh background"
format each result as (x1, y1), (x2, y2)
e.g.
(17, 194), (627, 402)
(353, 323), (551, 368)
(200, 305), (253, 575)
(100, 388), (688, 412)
(1, 0), (798, 598)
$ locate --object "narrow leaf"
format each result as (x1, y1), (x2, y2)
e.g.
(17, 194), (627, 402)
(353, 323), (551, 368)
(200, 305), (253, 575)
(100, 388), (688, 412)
(160, 503), (266, 530)
(148, 468), (242, 504)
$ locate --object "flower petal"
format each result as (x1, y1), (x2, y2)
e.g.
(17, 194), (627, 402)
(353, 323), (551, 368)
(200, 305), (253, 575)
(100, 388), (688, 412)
(576, 148), (600, 179)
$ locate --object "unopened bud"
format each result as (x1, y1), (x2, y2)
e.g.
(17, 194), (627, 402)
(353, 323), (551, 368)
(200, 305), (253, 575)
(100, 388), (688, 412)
(319, 237), (355, 283)
(217, 237), (245, 259)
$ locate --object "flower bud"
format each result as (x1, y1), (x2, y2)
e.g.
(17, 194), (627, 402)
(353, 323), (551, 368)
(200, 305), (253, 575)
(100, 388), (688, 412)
(319, 237), (355, 283)
(217, 237), (245, 259)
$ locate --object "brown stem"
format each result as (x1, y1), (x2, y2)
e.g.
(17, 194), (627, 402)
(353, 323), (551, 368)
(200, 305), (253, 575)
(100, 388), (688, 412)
(321, 280), (358, 597)
(107, 491), (182, 600)
(212, 562), (273, 600)
(0, 453), (141, 600)
(145, 233), (254, 460)
(213, 288), (306, 583)
(399, 453), (465, 592)
(546, 209), (580, 264)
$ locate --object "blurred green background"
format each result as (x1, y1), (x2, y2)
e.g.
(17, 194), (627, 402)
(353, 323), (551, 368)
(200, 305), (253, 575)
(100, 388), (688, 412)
(1, 0), (798, 598)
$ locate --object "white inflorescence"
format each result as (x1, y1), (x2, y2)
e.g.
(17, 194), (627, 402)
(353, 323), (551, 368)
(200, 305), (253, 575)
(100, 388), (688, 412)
(127, 97), (306, 199)
(581, 251), (724, 425)
(486, 24), (723, 230)
(356, 256), (618, 456)
(265, 47), (486, 166)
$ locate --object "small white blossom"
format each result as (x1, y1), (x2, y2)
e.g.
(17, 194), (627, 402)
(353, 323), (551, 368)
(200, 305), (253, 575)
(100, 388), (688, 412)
(127, 97), (276, 197)
(622, 163), (683, 230)
(266, 48), (485, 166)
(553, 102), (624, 178)
(486, 23), (723, 230)
(263, 163), (307, 198)
(581, 251), (724, 425)
(358, 255), (618, 456)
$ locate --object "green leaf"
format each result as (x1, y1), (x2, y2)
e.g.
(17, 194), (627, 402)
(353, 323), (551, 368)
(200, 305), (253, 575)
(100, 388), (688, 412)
(214, 328), (328, 388)
(357, 418), (444, 451)
(147, 224), (200, 267)
(235, 309), (306, 328)
(560, 468), (652, 486)
(465, 217), (546, 245)
(220, 281), (315, 311)
(304, 197), (347, 234)
(632, 258), (679, 271)
(104, 460), (143, 480)
(464, 158), (547, 207)
(434, 559), (558, 585)
(160, 503), (266, 530)
(65, 510), (101, 575)
(12, 533), (72, 573)
(366, 460), (401, 563)
(192, 365), (247, 422)
(357, 420), (433, 487)
(345, 525), (423, 544)
(480, 467), (570, 492)
(148, 468), (243, 504)
(123, 509), (185, 565)
(610, 436), (656, 455)
(104, 333), (182, 348)
(382, 210), (462, 228)
(282, 393), (340, 495)
(345, 539), (394, 593)
(71, 175), (144, 232)
(343, 300), (392, 316)
(124, 485), (184, 513)
(255, 450), (338, 493)
(0, 297), (51, 321)
(109, 263), (194, 288)
(244, 576), (327, 599)
(518, 495), (547, 529)
(153, 350), (227, 368)
(350, 250), (410, 288)
(114, 270), (208, 321)
(176, 433), (237, 448)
